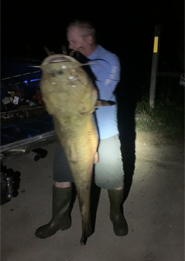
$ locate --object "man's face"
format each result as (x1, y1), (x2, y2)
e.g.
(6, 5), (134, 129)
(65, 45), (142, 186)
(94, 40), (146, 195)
(67, 26), (91, 56)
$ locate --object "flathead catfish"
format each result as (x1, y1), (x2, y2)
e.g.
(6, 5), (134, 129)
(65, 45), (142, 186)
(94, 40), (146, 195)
(40, 54), (108, 245)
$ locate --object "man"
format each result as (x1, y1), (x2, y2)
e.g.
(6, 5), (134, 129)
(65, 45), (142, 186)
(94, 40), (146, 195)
(35, 20), (128, 239)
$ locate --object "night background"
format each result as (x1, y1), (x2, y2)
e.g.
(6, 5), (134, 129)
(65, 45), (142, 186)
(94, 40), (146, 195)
(1, 2), (185, 258)
(1, 0), (184, 106)
(1, 0), (184, 95)
(2, 0), (184, 67)
(1, 0), (184, 201)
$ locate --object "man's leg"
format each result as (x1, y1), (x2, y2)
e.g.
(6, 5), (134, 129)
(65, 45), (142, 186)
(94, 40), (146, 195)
(35, 143), (75, 239)
(95, 135), (128, 236)
(35, 184), (72, 238)
(55, 181), (71, 188)
(108, 187), (128, 236)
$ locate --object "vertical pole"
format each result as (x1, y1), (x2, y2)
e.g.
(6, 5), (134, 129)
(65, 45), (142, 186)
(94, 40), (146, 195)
(149, 25), (161, 108)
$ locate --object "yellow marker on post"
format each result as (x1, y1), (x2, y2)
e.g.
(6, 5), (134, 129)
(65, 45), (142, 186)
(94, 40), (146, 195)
(153, 36), (159, 53)
(150, 25), (161, 108)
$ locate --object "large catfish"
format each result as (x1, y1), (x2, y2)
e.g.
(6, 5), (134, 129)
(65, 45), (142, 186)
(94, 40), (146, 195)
(40, 54), (108, 245)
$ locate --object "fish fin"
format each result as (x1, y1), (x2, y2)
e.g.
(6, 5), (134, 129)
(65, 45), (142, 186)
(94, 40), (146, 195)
(80, 222), (92, 245)
(80, 234), (87, 245)
(62, 45), (67, 55)
(43, 46), (55, 56)
(68, 141), (77, 162)
(94, 152), (99, 164)
(78, 102), (95, 115)
(78, 87), (97, 115)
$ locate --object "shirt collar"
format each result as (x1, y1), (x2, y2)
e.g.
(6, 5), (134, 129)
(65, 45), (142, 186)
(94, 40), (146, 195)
(87, 45), (101, 60)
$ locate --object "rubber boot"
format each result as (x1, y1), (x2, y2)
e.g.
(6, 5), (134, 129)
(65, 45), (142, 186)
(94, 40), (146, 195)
(35, 186), (72, 239)
(108, 189), (128, 236)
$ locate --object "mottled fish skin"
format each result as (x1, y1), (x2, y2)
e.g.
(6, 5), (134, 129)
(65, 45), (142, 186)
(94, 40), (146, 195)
(40, 54), (99, 245)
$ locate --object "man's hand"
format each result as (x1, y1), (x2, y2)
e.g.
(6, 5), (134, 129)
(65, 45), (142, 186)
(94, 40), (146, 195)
(95, 100), (116, 107)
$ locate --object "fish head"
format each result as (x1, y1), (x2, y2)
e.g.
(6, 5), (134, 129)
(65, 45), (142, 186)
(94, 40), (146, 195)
(40, 54), (91, 93)
(40, 54), (97, 116)
(40, 54), (82, 73)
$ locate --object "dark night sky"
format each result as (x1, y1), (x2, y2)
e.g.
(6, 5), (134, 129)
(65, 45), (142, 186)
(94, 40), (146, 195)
(2, 0), (183, 55)
(1, 0), (184, 88)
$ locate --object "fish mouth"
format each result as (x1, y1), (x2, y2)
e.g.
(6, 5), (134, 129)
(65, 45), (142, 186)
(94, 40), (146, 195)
(42, 54), (78, 65)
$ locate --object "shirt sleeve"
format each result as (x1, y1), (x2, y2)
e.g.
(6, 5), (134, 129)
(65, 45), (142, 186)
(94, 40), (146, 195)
(94, 54), (121, 100)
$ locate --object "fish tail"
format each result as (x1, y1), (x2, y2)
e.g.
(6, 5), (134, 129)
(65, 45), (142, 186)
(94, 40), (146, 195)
(78, 191), (92, 245)
(80, 218), (91, 245)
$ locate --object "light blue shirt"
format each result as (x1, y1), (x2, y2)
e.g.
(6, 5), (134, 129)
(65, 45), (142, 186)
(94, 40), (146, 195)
(87, 45), (120, 139)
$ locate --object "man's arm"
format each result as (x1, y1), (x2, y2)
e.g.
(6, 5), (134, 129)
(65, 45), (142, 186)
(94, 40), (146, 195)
(95, 55), (121, 100)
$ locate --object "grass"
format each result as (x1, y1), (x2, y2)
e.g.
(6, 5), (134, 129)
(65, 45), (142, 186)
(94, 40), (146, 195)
(135, 94), (184, 144)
